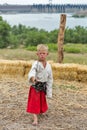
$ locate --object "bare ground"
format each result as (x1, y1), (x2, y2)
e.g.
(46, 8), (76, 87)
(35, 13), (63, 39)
(0, 77), (87, 130)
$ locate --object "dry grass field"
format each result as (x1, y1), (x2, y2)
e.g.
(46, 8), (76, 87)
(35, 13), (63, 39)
(0, 77), (87, 130)
(0, 49), (87, 130)
(0, 48), (87, 64)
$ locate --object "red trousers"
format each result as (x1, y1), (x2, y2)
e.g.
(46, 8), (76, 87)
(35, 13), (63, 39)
(26, 86), (48, 114)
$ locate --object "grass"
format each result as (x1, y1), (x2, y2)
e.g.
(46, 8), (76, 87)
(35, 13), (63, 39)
(63, 53), (87, 65)
(26, 43), (87, 53)
(0, 48), (87, 65)
(59, 84), (79, 90)
(64, 43), (87, 53)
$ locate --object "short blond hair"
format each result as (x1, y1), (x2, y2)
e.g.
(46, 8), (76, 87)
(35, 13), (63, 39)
(37, 44), (48, 52)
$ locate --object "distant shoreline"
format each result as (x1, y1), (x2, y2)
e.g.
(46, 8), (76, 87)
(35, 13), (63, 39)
(72, 10), (87, 17)
(0, 4), (87, 14)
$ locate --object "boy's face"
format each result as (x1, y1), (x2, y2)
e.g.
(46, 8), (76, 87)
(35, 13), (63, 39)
(37, 50), (48, 61)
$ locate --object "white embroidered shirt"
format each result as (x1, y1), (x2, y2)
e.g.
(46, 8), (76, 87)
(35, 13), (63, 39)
(28, 61), (53, 98)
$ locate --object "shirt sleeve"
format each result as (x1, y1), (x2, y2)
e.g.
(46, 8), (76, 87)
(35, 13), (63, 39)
(46, 64), (53, 98)
(28, 61), (37, 83)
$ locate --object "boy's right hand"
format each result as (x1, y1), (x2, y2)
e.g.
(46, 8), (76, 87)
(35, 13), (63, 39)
(30, 77), (36, 83)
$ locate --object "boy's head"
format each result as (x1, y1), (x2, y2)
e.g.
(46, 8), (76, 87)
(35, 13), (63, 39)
(37, 44), (48, 52)
(36, 44), (49, 61)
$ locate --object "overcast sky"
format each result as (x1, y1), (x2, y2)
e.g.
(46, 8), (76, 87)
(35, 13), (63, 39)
(0, 0), (87, 5)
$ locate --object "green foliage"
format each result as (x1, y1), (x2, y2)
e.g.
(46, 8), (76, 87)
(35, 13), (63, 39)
(72, 14), (85, 18)
(65, 26), (87, 43)
(26, 43), (58, 52)
(26, 46), (36, 51)
(48, 30), (58, 43)
(9, 34), (19, 48)
(0, 17), (11, 48)
(26, 43), (87, 54)
(47, 43), (58, 52)
(64, 44), (81, 53)
(0, 15), (87, 49)
(0, 16), (2, 21)
(64, 43), (87, 53)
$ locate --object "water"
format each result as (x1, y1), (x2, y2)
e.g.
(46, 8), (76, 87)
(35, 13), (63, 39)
(0, 13), (87, 31)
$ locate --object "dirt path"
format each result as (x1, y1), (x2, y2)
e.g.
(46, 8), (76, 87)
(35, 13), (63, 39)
(0, 77), (87, 130)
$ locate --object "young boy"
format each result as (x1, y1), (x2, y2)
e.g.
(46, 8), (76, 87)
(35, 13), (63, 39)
(26, 44), (53, 125)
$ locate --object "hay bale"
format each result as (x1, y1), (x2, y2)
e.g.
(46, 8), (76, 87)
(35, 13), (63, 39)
(23, 60), (34, 78)
(52, 63), (78, 81)
(0, 60), (26, 77)
(77, 65), (87, 82)
(0, 60), (34, 78)
(0, 60), (87, 83)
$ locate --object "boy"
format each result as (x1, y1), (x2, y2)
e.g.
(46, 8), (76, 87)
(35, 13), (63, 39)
(26, 44), (53, 125)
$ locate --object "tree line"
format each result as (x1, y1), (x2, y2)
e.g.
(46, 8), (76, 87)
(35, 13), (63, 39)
(0, 16), (87, 48)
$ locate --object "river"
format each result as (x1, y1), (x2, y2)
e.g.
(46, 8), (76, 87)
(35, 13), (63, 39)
(0, 13), (87, 31)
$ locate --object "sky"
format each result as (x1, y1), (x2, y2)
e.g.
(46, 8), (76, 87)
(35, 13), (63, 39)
(0, 0), (87, 5)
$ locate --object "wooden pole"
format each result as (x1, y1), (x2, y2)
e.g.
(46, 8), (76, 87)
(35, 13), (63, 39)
(57, 14), (66, 63)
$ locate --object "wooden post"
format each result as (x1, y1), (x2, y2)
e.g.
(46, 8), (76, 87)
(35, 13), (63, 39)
(57, 14), (66, 63)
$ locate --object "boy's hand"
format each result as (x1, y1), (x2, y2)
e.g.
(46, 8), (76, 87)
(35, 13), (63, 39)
(30, 77), (36, 83)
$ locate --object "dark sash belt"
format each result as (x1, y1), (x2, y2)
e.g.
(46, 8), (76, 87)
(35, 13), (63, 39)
(32, 81), (47, 95)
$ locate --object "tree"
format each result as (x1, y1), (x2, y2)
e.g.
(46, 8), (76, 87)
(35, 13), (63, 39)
(0, 16), (11, 48)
